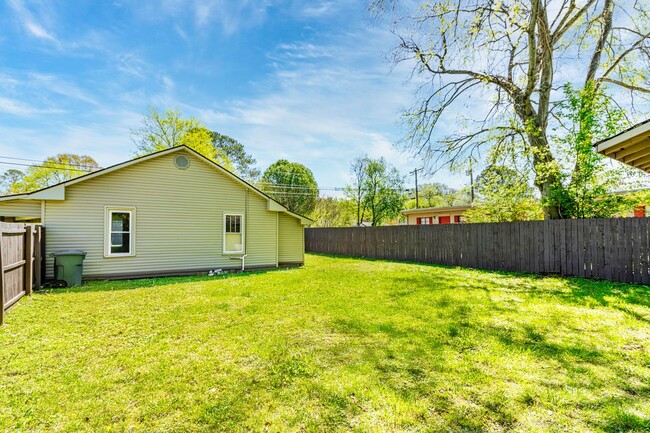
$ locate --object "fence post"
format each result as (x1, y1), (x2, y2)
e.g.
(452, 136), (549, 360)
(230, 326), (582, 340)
(0, 225), (5, 325)
(40, 227), (46, 284)
(25, 225), (33, 296)
(33, 226), (42, 289)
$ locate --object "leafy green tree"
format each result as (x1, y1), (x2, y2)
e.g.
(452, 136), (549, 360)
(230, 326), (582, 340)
(464, 165), (543, 223)
(311, 197), (355, 227)
(403, 182), (471, 209)
(624, 189), (650, 216)
(8, 154), (100, 193)
(260, 160), (318, 216)
(131, 107), (232, 170)
(211, 132), (260, 180)
(1, 169), (24, 194)
(550, 83), (637, 218)
(345, 156), (405, 226)
(373, 0), (650, 219)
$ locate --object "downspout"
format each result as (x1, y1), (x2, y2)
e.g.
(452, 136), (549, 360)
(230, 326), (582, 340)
(241, 189), (249, 271)
(276, 213), (279, 267)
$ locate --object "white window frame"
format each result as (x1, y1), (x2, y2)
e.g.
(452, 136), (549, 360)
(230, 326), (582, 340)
(223, 212), (245, 254)
(105, 206), (136, 257)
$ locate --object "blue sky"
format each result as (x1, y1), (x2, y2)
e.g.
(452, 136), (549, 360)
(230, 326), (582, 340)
(0, 0), (467, 193)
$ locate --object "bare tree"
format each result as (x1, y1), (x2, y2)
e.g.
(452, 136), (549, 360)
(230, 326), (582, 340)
(374, 0), (650, 218)
(347, 156), (370, 226)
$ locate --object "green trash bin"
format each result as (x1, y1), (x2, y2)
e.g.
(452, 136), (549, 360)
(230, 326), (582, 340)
(50, 250), (87, 287)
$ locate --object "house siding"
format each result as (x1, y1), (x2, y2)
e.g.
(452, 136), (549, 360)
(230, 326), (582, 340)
(243, 190), (278, 268)
(278, 213), (304, 264)
(0, 200), (41, 218)
(43, 151), (282, 278)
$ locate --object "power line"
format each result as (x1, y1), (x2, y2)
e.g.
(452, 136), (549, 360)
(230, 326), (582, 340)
(258, 184), (343, 191)
(0, 155), (103, 170)
(0, 161), (97, 172)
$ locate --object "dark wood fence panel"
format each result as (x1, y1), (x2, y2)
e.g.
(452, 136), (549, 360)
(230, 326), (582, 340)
(1, 223), (43, 325)
(305, 218), (650, 285)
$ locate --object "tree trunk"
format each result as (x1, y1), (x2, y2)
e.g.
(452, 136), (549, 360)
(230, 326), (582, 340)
(527, 131), (562, 219)
(514, 95), (563, 220)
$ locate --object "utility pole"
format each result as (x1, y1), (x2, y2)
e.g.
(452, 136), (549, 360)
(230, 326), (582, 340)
(469, 159), (475, 203)
(409, 167), (423, 208)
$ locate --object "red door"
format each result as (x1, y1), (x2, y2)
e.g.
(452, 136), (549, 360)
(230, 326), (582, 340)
(634, 206), (646, 217)
(439, 216), (451, 224)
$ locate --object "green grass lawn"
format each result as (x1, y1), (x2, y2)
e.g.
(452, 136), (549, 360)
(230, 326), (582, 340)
(1, 254), (649, 432)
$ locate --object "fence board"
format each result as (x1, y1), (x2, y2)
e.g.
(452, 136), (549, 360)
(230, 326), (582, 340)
(305, 217), (650, 285)
(0, 228), (4, 326)
(642, 219), (650, 285)
(582, 220), (591, 279)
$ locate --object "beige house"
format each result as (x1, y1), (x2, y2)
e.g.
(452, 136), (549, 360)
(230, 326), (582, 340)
(0, 146), (311, 279)
(401, 205), (472, 225)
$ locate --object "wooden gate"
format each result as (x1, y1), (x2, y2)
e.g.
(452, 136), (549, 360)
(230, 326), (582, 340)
(0, 222), (42, 325)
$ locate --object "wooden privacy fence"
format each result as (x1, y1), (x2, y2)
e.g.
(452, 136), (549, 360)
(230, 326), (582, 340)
(305, 218), (650, 285)
(1, 222), (43, 325)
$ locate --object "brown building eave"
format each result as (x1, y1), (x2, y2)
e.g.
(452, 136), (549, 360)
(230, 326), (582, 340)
(594, 120), (650, 174)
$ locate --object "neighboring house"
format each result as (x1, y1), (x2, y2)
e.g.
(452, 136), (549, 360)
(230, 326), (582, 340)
(595, 119), (650, 174)
(0, 146), (311, 280)
(401, 205), (472, 225)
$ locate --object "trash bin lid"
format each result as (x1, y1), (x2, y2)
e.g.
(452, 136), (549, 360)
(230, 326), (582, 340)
(50, 250), (87, 257)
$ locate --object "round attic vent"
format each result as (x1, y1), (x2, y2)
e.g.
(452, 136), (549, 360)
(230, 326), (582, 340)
(174, 154), (190, 169)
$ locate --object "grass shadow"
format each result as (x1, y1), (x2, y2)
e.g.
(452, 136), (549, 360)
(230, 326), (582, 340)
(565, 277), (650, 308)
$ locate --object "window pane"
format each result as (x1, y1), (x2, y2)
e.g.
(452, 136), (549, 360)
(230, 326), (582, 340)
(225, 233), (242, 252)
(226, 215), (241, 233)
(111, 212), (130, 231)
(111, 233), (130, 254)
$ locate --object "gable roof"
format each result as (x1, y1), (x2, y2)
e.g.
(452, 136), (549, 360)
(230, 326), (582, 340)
(0, 146), (313, 224)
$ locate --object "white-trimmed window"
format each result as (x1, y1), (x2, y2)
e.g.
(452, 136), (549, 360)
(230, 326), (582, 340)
(223, 213), (244, 254)
(105, 207), (135, 257)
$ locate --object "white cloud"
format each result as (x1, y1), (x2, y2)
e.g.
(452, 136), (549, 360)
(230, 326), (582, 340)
(161, 75), (175, 91)
(135, 0), (272, 35)
(24, 20), (56, 41)
(299, 1), (335, 18)
(27, 73), (98, 105)
(270, 42), (333, 61)
(113, 53), (147, 78)
(7, 0), (60, 45)
(0, 97), (58, 116)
